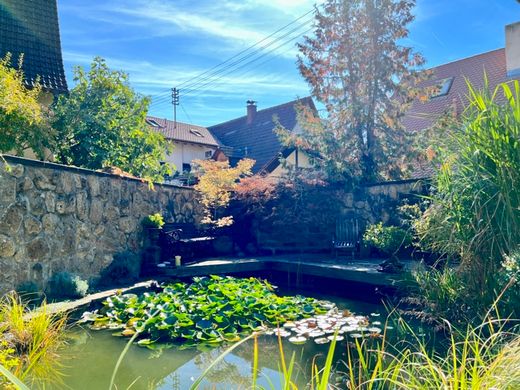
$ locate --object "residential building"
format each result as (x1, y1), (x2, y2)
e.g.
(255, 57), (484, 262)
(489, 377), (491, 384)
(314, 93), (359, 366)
(208, 97), (317, 177)
(145, 117), (219, 182)
(405, 21), (520, 178)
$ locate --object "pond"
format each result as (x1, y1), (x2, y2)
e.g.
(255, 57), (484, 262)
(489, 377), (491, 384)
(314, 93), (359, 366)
(55, 289), (388, 390)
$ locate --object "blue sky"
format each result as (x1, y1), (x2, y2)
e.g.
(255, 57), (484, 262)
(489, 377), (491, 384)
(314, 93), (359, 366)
(57, 0), (520, 126)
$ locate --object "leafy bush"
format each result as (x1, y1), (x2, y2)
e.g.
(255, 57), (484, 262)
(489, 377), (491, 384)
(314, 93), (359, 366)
(84, 275), (328, 347)
(141, 213), (165, 229)
(99, 251), (141, 286)
(0, 54), (53, 159)
(15, 281), (42, 303)
(46, 272), (89, 299)
(363, 222), (412, 255)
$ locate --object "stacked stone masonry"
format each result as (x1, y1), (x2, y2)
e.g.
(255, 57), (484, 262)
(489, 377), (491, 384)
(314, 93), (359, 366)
(0, 156), (200, 294)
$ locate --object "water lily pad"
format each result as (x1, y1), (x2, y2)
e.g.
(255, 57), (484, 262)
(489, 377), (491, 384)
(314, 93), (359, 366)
(289, 336), (307, 345)
(350, 333), (363, 339)
(327, 335), (344, 341)
(368, 327), (382, 333)
(314, 337), (330, 344)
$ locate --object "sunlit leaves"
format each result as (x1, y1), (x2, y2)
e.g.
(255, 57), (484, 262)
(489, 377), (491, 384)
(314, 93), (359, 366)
(52, 57), (172, 183)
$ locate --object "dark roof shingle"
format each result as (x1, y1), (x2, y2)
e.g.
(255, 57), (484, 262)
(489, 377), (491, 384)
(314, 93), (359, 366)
(146, 116), (219, 147)
(0, 0), (67, 93)
(208, 97), (315, 173)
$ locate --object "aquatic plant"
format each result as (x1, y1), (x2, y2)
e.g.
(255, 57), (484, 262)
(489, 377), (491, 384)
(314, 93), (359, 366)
(0, 293), (67, 387)
(83, 275), (329, 347)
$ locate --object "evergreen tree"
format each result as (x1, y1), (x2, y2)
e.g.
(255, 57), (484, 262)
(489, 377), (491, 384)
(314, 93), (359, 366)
(283, 0), (426, 183)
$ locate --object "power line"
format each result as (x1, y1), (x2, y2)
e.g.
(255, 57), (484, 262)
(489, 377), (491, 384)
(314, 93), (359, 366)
(150, 18), (312, 107)
(150, 8), (314, 98)
(180, 20), (313, 95)
(149, 22), (313, 108)
(185, 28), (312, 99)
(180, 27), (313, 99)
(150, 10), (315, 105)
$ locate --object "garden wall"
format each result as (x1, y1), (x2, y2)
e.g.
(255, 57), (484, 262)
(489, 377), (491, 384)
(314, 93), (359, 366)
(254, 179), (428, 254)
(0, 155), (200, 294)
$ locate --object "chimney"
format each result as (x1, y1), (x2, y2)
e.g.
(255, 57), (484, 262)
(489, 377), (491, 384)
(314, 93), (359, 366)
(506, 21), (520, 78)
(246, 100), (257, 125)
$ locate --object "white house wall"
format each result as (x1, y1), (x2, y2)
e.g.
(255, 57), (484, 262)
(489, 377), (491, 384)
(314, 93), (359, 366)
(164, 142), (217, 172)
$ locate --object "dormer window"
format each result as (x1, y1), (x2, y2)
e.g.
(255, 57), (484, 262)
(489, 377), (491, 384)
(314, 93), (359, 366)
(190, 128), (204, 137)
(430, 77), (454, 99)
(146, 119), (161, 127)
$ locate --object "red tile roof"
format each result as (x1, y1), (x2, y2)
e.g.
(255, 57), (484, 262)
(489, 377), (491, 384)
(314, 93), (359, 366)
(403, 48), (514, 134)
(208, 97), (315, 174)
(404, 48), (520, 178)
(146, 116), (219, 147)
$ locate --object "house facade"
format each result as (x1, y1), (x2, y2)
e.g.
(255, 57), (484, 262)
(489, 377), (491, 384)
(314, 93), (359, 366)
(208, 97), (317, 178)
(145, 117), (219, 183)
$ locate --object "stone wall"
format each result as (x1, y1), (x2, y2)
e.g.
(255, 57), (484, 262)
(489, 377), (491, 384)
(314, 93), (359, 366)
(0, 155), (200, 294)
(254, 179), (428, 254)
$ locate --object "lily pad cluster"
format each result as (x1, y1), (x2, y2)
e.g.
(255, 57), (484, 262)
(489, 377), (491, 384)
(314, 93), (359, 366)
(82, 276), (329, 347)
(268, 310), (383, 345)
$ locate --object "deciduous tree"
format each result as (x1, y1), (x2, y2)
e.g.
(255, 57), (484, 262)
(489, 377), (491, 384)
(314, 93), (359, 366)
(194, 159), (254, 227)
(53, 57), (172, 182)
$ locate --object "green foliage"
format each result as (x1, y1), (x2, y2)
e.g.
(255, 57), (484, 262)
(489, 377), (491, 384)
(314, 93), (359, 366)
(52, 57), (172, 182)
(46, 272), (89, 299)
(0, 54), (53, 159)
(141, 213), (165, 229)
(0, 293), (67, 387)
(281, 0), (426, 182)
(85, 276), (328, 347)
(16, 281), (42, 304)
(363, 222), (412, 255)
(99, 251), (142, 286)
(413, 80), (520, 321)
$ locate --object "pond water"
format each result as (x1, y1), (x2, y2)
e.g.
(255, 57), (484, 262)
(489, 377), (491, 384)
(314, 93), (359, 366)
(55, 291), (387, 390)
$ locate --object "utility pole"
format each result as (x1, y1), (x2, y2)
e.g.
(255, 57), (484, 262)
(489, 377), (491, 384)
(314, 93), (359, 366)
(171, 87), (179, 128)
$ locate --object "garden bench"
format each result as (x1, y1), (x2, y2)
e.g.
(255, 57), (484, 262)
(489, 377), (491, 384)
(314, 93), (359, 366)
(332, 217), (360, 259)
(159, 223), (215, 262)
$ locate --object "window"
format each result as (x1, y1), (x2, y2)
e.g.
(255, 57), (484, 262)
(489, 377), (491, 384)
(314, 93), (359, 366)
(145, 118), (161, 127)
(430, 77), (454, 99)
(182, 163), (191, 173)
(205, 150), (213, 159)
(189, 128), (204, 137)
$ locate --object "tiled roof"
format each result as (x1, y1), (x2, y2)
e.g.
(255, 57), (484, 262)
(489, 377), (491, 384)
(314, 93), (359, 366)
(404, 48), (520, 179)
(0, 0), (68, 93)
(208, 97), (315, 174)
(403, 49), (515, 133)
(146, 116), (219, 147)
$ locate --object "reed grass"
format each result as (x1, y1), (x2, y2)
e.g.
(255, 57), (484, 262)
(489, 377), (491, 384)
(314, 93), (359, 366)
(0, 292), (67, 388)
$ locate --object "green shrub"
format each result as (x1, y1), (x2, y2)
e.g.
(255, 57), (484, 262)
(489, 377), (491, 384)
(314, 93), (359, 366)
(46, 272), (89, 299)
(363, 222), (412, 255)
(141, 213), (165, 229)
(15, 281), (41, 303)
(99, 251), (141, 286)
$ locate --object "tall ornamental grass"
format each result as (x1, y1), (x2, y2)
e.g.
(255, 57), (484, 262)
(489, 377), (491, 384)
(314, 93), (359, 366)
(415, 79), (520, 319)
